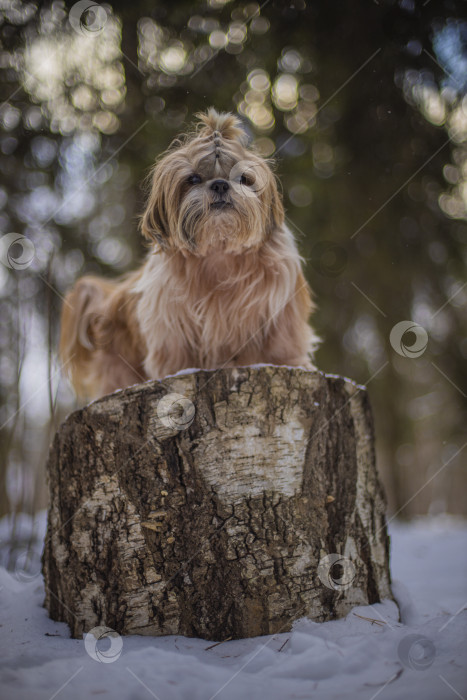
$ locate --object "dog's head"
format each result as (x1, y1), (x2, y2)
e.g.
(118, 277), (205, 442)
(141, 109), (284, 255)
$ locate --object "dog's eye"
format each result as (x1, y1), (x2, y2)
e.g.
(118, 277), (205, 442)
(187, 174), (202, 185)
(240, 173), (253, 186)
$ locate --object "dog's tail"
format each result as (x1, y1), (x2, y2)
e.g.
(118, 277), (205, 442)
(59, 276), (116, 398)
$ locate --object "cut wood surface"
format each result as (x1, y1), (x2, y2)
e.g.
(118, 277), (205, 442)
(42, 366), (394, 640)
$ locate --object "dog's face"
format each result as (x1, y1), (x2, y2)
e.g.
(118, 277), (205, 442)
(141, 109), (284, 256)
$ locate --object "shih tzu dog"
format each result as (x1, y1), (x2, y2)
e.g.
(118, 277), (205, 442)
(60, 109), (318, 399)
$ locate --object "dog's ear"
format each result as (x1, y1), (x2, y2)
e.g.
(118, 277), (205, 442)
(268, 174), (285, 232)
(140, 161), (170, 248)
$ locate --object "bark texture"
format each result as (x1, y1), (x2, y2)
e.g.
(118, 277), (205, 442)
(42, 366), (393, 640)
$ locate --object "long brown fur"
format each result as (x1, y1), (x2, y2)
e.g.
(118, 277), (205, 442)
(60, 109), (319, 399)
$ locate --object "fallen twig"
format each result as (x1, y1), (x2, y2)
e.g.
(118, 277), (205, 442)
(353, 613), (386, 626)
(205, 636), (232, 651)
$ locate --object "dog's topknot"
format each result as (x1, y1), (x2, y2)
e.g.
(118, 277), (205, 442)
(195, 108), (248, 145)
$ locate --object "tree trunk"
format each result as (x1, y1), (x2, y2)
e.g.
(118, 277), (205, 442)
(42, 366), (394, 640)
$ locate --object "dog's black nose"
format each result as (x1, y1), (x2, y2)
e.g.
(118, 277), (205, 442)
(210, 179), (229, 194)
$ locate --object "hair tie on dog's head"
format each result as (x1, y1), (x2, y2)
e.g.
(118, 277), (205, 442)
(213, 132), (222, 159)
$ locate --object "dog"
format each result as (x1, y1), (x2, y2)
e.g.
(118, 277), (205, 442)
(60, 109), (319, 399)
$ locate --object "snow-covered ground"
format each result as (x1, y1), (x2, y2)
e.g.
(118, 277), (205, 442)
(0, 512), (466, 700)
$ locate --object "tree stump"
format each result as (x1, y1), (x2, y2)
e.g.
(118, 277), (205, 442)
(42, 366), (393, 640)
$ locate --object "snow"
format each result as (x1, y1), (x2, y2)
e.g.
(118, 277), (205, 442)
(0, 513), (466, 700)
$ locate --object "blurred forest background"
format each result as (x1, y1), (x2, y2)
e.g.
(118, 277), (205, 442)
(0, 0), (466, 540)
